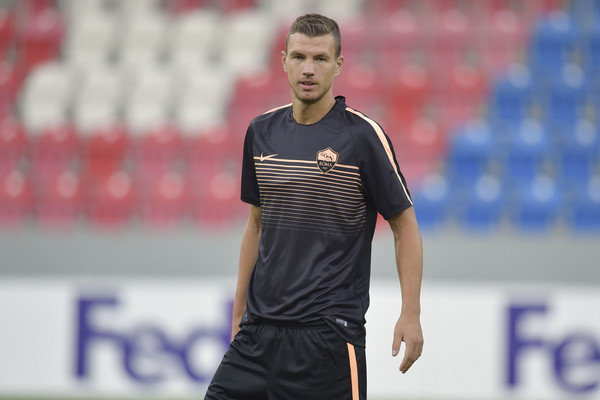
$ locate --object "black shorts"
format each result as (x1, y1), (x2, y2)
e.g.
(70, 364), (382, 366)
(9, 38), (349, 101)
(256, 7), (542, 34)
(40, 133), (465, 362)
(204, 322), (366, 400)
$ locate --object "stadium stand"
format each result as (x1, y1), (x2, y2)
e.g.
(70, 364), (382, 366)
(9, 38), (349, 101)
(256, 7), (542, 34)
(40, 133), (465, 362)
(0, 0), (598, 234)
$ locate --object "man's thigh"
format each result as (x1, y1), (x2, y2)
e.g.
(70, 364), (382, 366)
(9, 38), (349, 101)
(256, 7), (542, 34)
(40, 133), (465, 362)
(269, 325), (366, 400)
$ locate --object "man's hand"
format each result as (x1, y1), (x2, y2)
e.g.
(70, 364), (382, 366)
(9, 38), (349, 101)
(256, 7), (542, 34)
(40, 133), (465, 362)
(392, 313), (424, 374)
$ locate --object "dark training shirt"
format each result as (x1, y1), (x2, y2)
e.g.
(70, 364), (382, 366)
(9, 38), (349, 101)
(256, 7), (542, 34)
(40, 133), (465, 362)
(240, 96), (413, 346)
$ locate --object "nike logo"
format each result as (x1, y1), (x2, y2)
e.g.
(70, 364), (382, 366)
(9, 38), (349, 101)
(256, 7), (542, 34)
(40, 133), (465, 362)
(259, 153), (278, 162)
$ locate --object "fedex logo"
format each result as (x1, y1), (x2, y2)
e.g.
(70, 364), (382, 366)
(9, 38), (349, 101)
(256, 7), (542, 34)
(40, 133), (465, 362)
(507, 302), (600, 394)
(74, 294), (232, 384)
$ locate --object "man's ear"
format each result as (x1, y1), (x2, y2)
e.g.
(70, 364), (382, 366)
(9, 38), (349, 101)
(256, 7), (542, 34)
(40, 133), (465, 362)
(334, 55), (344, 77)
(281, 51), (288, 73)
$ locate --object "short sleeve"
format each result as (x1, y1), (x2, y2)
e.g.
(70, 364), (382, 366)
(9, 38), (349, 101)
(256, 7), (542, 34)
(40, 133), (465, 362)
(355, 121), (413, 220)
(240, 124), (261, 206)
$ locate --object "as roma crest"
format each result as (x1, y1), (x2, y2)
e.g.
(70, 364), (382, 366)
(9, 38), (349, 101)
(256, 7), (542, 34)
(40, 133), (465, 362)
(316, 147), (339, 174)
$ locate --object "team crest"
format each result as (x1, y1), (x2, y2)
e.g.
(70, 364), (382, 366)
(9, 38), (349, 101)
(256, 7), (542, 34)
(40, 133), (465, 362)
(316, 147), (339, 174)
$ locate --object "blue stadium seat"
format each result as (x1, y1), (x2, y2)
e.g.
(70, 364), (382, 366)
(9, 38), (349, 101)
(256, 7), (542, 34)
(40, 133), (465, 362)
(505, 118), (551, 182)
(511, 175), (561, 232)
(459, 174), (505, 231)
(412, 173), (449, 231)
(568, 177), (600, 233)
(530, 11), (580, 73)
(558, 119), (600, 183)
(447, 119), (496, 180)
(490, 65), (533, 122)
(544, 64), (588, 127)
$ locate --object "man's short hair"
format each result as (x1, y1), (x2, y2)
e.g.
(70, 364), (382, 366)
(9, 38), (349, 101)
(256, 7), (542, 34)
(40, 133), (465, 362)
(285, 14), (342, 58)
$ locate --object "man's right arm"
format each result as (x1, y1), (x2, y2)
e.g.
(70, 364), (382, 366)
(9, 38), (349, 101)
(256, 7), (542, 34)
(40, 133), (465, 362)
(231, 204), (261, 341)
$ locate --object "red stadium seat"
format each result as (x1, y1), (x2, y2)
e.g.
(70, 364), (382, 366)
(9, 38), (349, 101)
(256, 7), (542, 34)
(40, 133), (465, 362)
(0, 9), (15, 63)
(167, 0), (209, 14)
(394, 117), (448, 184)
(389, 62), (434, 125)
(15, 7), (64, 74)
(29, 123), (80, 183)
(0, 169), (32, 228)
(85, 169), (136, 229)
(190, 167), (243, 229)
(335, 63), (388, 119)
(81, 124), (130, 179)
(434, 62), (489, 126)
(0, 117), (28, 173)
(132, 125), (183, 180)
(380, 9), (431, 53)
(138, 170), (190, 229)
(34, 168), (83, 229)
(0, 63), (22, 117)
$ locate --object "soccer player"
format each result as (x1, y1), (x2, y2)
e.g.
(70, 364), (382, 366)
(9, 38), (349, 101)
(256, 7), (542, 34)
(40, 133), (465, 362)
(205, 13), (423, 400)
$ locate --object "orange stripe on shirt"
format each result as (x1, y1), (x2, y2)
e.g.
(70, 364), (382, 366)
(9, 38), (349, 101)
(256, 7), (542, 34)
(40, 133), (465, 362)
(347, 343), (360, 400)
(345, 107), (413, 206)
(263, 103), (292, 114)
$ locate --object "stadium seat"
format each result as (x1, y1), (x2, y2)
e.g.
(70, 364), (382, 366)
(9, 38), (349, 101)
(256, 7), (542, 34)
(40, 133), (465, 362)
(396, 117), (447, 183)
(132, 124), (183, 180)
(173, 67), (233, 136)
(505, 118), (550, 181)
(490, 63), (533, 122)
(34, 168), (83, 229)
(389, 62), (433, 125)
(0, 62), (23, 117)
(167, 0), (210, 14)
(29, 123), (79, 182)
(0, 117), (28, 173)
(480, 8), (528, 74)
(138, 169), (190, 229)
(80, 124), (130, 179)
(123, 65), (174, 135)
(568, 176), (600, 233)
(529, 11), (580, 77)
(189, 165), (243, 229)
(335, 63), (386, 119)
(511, 175), (561, 232)
(0, 169), (32, 228)
(62, 11), (116, 71)
(459, 173), (505, 231)
(380, 8), (430, 54)
(433, 8), (474, 52)
(0, 7), (15, 61)
(543, 63), (587, 127)
(220, 10), (275, 77)
(15, 6), (64, 74)
(20, 61), (72, 135)
(85, 169), (136, 229)
(168, 9), (222, 73)
(557, 119), (599, 183)
(117, 10), (169, 72)
(447, 119), (496, 180)
(412, 173), (449, 230)
(72, 65), (123, 134)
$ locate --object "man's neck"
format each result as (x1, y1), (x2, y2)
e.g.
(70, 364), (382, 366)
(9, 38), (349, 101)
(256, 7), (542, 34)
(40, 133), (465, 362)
(292, 95), (336, 125)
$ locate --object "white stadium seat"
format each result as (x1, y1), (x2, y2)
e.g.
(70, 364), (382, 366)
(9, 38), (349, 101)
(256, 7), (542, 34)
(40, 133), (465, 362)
(73, 65), (124, 135)
(123, 65), (174, 135)
(20, 61), (73, 134)
(168, 9), (223, 73)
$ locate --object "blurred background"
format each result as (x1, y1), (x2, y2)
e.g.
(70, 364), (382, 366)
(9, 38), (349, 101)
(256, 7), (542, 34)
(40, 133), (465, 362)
(0, 0), (599, 399)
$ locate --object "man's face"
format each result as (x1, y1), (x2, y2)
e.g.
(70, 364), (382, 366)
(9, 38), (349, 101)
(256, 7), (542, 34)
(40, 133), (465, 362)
(282, 33), (343, 105)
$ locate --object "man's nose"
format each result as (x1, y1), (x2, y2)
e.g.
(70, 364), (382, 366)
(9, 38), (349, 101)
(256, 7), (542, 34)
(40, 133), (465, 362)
(302, 60), (315, 75)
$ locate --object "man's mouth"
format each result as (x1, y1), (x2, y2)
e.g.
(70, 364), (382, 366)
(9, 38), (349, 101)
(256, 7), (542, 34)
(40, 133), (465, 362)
(300, 81), (316, 89)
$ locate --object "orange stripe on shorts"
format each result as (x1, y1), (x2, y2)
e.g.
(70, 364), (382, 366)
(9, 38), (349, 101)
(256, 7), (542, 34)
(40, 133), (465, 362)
(347, 342), (359, 400)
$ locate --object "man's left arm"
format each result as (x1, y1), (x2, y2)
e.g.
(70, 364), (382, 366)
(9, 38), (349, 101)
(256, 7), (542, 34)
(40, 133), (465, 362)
(388, 206), (424, 374)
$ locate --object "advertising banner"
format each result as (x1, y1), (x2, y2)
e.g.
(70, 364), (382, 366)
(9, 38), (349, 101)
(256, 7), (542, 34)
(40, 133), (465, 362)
(0, 279), (598, 399)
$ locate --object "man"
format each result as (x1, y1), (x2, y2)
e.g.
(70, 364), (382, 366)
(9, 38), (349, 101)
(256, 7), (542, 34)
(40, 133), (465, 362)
(205, 13), (423, 400)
